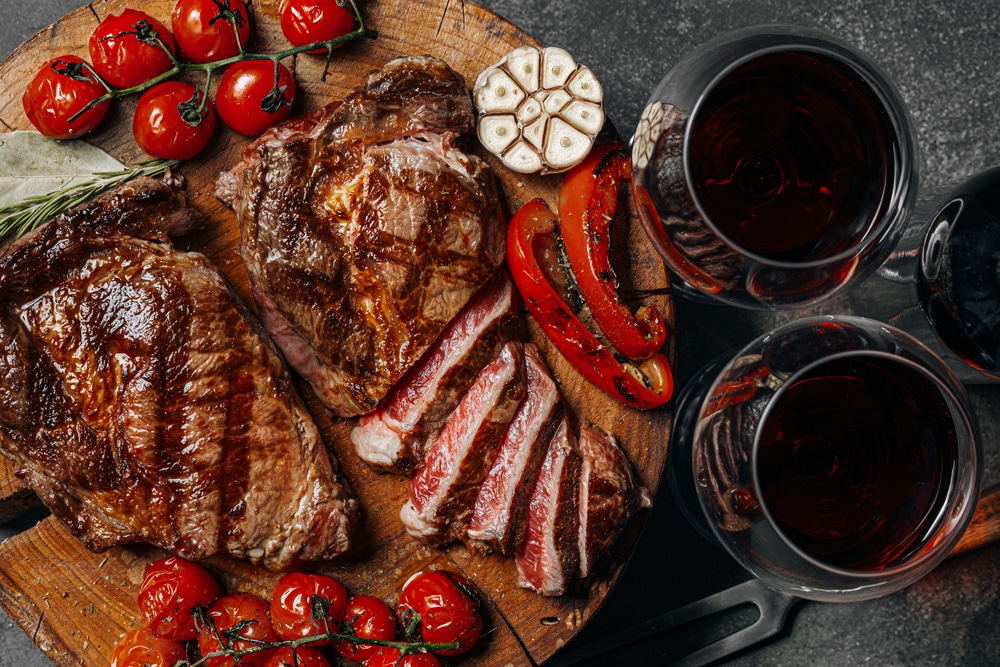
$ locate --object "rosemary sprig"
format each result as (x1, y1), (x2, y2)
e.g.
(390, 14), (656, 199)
(0, 158), (177, 240)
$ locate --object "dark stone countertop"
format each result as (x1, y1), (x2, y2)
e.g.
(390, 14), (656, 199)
(2, 1), (999, 666)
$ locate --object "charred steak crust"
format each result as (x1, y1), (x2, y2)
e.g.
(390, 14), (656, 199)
(221, 55), (505, 418)
(0, 178), (358, 571)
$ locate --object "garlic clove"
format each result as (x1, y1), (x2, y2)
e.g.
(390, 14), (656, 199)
(502, 140), (545, 174)
(542, 89), (573, 115)
(560, 99), (605, 136)
(523, 116), (547, 151)
(518, 97), (543, 125)
(543, 117), (591, 171)
(567, 66), (603, 103)
(473, 68), (524, 113)
(505, 46), (541, 93)
(478, 114), (519, 155)
(541, 47), (576, 89)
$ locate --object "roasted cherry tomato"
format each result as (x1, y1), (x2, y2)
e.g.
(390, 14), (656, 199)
(22, 55), (110, 139)
(332, 594), (396, 662)
(133, 80), (216, 160)
(507, 198), (673, 409)
(198, 592), (280, 667)
(270, 572), (348, 645)
(397, 570), (482, 656)
(559, 142), (668, 361)
(279, 0), (356, 53)
(88, 9), (177, 89)
(137, 556), (221, 641)
(262, 646), (331, 667)
(171, 0), (252, 63)
(366, 647), (443, 667)
(215, 59), (296, 136)
(111, 627), (186, 667)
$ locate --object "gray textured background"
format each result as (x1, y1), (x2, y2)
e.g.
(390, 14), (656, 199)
(2, 1), (1000, 665)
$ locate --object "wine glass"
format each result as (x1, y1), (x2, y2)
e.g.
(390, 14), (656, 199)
(672, 315), (981, 602)
(630, 26), (917, 309)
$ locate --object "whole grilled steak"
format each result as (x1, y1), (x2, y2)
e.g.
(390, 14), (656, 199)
(218, 55), (505, 417)
(0, 178), (357, 571)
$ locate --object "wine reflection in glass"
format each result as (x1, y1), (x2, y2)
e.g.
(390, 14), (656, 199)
(631, 26), (917, 309)
(671, 316), (981, 601)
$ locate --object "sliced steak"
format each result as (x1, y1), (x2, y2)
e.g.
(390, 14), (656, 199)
(465, 343), (561, 556)
(219, 55), (505, 417)
(576, 422), (652, 578)
(515, 417), (582, 596)
(400, 341), (525, 544)
(350, 269), (517, 473)
(0, 178), (357, 571)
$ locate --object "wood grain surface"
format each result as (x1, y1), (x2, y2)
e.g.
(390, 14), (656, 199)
(0, 1), (675, 665)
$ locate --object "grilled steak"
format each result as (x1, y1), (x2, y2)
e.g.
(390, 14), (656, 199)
(350, 269), (517, 473)
(400, 341), (525, 544)
(218, 55), (505, 418)
(0, 178), (357, 571)
(576, 422), (651, 577)
(465, 343), (561, 556)
(515, 416), (582, 596)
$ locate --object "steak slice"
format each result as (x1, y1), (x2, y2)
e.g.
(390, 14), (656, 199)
(465, 343), (561, 556)
(400, 341), (526, 544)
(350, 269), (518, 473)
(0, 178), (357, 571)
(515, 416), (582, 596)
(219, 55), (505, 417)
(576, 422), (652, 578)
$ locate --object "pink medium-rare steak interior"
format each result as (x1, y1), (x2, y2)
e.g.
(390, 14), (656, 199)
(350, 269), (518, 472)
(219, 55), (505, 418)
(0, 178), (357, 571)
(465, 343), (562, 556)
(401, 341), (526, 544)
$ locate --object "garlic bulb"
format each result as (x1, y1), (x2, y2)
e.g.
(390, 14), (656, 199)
(473, 46), (605, 175)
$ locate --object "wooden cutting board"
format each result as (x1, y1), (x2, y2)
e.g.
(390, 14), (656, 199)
(0, 1), (675, 665)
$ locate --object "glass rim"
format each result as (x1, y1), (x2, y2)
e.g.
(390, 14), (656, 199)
(681, 30), (917, 270)
(748, 348), (980, 581)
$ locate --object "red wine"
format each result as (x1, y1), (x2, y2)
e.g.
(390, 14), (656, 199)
(920, 167), (1000, 375)
(755, 354), (957, 571)
(689, 50), (895, 262)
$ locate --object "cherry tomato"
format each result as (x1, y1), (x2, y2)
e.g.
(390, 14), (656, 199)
(279, 0), (356, 53)
(137, 556), (221, 641)
(133, 80), (216, 160)
(366, 647), (443, 667)
(397, 570), (482, 656)
(270, 572), (347, 645)
(88, 9), (177, 89)
(198, 592), (280, 667)
(22, 55), (110, 139)
(215, 59), (296, 136)
(332, 595), (396, 662)
(171, 0), (252, 63)
(111, 627), (186, 667)
(262, 646), (331, 667)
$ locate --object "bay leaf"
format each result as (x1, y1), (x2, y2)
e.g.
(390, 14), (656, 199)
(0, 131), (125, 209)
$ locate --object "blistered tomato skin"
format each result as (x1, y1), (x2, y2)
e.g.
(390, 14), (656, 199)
(270, 571), (348, 644)
(88, 9), (177, 89)
(280, 0), (356, 53)
(110, 627), (187, 667)
(137, 556), (221, 641)
(332, 595), (397, 662)
(198, 592), (280, 667)
(397, 570), (483, 656)
(22, 55), (110, 139)
(133, 80), (216, 160)
(172, 0), (252, 63)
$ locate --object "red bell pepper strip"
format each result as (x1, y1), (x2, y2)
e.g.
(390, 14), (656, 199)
(507, 197), (673, 410)
(559, 142), (668, 361)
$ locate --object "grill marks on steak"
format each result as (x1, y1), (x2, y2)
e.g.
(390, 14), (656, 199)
(350, 269), (517, 472)
(221, 55), (504, 418)
(400, 341), (526, 544)
(0, 178), (357, 571)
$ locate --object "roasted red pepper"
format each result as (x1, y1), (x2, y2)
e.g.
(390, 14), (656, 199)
(507, 197), (673, 410)
(559, 142), (667, 361)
